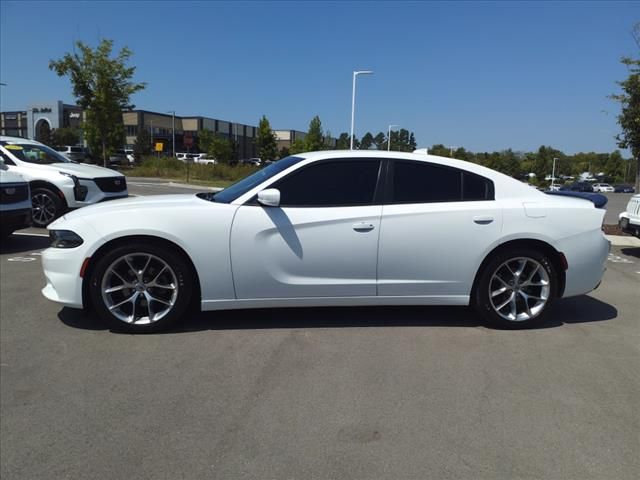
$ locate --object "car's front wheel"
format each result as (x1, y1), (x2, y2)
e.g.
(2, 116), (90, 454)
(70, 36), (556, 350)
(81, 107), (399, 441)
(88, 242), (194, 333)
(473, 248), (558, 329)
(31, 187), (65, 227)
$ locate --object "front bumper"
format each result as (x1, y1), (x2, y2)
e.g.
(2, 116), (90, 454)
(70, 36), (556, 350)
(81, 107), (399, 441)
(618, 214), (640, 238)
(41, 243), (89, 309)
(0, 207), (32, 233)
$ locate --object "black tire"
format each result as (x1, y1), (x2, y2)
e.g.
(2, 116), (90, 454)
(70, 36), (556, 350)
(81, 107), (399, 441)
(88, 242), (195, 333)
(473, 247), (558, 329)
(31, 187), (65, 228)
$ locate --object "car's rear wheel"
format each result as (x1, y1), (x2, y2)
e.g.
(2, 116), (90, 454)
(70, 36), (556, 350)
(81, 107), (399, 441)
(31, 187), (64, 227)
(473, 248), (557, 329)
(88, 242), (194, 333)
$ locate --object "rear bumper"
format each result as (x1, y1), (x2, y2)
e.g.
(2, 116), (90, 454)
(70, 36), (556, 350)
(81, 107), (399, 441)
(559, 230), (610, 298)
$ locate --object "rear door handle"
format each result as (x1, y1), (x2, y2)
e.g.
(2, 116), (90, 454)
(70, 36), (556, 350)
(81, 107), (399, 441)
(473, 216), (494, 225)
(353, 222), (375, 232)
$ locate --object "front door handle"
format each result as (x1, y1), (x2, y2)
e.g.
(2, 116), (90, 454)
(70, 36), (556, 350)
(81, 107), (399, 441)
(473, 215), (494, 225)
(353, 222), (375, 232)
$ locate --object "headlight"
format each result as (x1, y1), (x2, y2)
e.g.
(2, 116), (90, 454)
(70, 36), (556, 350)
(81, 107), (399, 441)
(49, 230), (84, 248)
(59, 172), (88, 201)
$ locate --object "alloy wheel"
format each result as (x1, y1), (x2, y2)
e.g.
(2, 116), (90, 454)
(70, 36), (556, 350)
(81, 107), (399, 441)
(488, 257), (550, 322)
(101, 253), (179, 325)
(32, 193), (57, 225)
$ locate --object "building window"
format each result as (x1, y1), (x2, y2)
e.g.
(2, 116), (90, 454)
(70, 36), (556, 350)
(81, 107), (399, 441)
(126, 125), (138, 136)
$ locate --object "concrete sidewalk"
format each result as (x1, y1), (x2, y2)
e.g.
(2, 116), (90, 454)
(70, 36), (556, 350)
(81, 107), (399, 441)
(605, 235), (640, 247)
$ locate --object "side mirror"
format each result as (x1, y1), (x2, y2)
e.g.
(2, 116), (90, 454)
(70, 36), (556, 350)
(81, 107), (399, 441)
(257, 188), (280, 207)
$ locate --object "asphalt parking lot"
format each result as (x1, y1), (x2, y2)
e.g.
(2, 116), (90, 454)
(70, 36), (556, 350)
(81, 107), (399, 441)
(1, 183), (639, 479)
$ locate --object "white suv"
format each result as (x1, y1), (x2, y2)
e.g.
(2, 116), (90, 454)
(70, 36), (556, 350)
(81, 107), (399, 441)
(618, 194), (640, 238)
(593, 183), (614, 193)
(0, 136), (128, 227)
(0, 161), (32, 237)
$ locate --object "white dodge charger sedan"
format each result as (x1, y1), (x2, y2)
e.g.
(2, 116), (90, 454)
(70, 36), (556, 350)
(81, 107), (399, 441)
(41, 150), (610, 333)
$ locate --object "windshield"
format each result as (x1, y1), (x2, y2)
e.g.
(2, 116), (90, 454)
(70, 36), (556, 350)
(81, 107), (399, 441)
(1, 141), (72, 164)
(213, 156), (304, 203)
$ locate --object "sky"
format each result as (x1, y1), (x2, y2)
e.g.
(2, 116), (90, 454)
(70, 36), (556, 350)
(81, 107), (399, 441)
(1, 1), (638, 154)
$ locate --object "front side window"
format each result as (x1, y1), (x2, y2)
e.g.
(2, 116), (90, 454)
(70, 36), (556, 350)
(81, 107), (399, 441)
(391, 160), (494, 203)
(0, 141), (71, 165)
(273, 160), (381, 207)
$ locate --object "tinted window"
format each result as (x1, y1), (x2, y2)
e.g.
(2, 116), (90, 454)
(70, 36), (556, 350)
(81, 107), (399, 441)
(463, 171), (494, 200)
(392, 161), (461, 203)
(392, 161), (494, 203)
(274, 160), (380, 207)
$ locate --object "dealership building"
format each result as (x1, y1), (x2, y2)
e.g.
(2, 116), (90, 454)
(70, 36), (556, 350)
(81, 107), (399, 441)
(1, 101), (266, 159)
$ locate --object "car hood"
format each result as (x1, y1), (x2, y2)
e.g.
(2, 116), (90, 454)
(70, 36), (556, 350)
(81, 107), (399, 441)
(53, 193), (229, 225)
(51, 162), (124, 179)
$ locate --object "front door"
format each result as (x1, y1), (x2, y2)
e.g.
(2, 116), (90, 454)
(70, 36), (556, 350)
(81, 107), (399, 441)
(230, 159), (383, 299)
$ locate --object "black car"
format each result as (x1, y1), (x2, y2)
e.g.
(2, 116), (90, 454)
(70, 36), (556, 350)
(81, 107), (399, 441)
(559, 181), (594, 193)
(614, 184), (636, 193)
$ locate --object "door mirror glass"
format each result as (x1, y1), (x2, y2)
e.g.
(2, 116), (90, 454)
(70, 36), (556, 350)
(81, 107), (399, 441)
(257, 188), (281, 207)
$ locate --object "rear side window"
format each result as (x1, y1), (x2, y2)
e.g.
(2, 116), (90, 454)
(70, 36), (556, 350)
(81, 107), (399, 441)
(391, 160), (494, 203)
(273, 160), (381, 207)
(463, 171), (494, 201)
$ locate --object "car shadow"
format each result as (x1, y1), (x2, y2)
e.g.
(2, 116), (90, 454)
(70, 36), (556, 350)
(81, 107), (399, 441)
(58, 295), (617, 334)
(620, 247), (640, 259)
(0, 234), (49, 254)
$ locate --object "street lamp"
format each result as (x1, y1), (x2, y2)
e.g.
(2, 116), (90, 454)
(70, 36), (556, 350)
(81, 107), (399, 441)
(387, 124), (399, 151)
(449, 146), (458, 157)
(167, 111), (175, 158)
(350, 70), (373, 150)
(551, 157), (558, 189)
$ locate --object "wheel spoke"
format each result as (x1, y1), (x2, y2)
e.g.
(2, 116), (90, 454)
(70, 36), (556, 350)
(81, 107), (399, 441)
(108, 292), (137, 311)
(129, 293), (139, 323)
(496, 291), (515, 311)
(148, 294), (172, 307)
(104, 284), (132, 294)
(150, 265), (167, 284)
(141, 255), (152, 279)
(519, 291), (533, 317)
(124, 256), (139, 280)
(491, 286), (509, 297)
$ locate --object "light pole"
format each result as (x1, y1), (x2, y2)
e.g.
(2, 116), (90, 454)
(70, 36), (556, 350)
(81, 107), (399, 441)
(350, 70), (373, 150)
(387, 124), (399, 151)
(167, 111), (175, 158)
(551, 157), (558, 189)
(449, 146), (458, 157)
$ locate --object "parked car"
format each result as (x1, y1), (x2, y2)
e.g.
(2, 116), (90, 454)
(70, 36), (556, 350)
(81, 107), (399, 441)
(618, 194), (640, 238)
(196, 156), (217, 165)
(41, 150), (610, 333)
(0, 136), (128, 227)
(240, 158), (262, 166)
(560, 182), (594, 192)
(0, 161), (31, 237)
(614, 184), (636, 193)
(55, 145), (87, 163)
(592, 183), (614, 193)
(124, 149), (135, 164)
(108, 149), (130, 167)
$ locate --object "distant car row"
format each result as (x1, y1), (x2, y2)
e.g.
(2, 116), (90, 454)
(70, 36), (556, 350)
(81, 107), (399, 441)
(551, 182), (635, 193)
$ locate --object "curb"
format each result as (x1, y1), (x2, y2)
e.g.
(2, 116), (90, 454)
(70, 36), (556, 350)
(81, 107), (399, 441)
(605, 235), (640, 247)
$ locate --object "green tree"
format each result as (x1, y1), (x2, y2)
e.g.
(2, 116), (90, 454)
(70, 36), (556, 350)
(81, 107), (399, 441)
(198, 129), (215, 153)
(255, 115), (278, 161)
(610, 55), (640, 191)
(49, 39), (145, 167)
(336, 132), (350, 149)
(360, 132), (375, 150)
(289, 138), (306, 155)
(305, 116), (324, 151)
(373, 132), (386, 150)
(133, 127), (152, 160)
(279, 147), (290, 158)
(209, 134), (234, 163)
(51, 127), (80, 147)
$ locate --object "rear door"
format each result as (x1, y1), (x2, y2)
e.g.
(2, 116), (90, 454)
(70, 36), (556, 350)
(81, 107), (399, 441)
(377, 160), (502, 297)
(230, 158), (384, 299)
